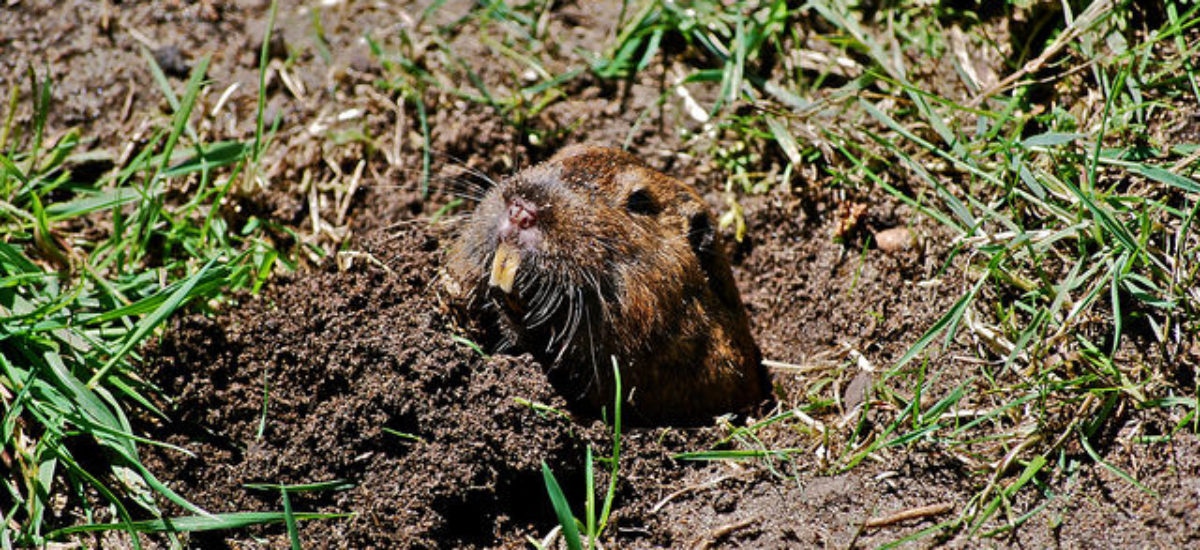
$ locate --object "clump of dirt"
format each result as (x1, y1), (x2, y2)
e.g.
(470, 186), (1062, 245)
(141, 225), (600, 547)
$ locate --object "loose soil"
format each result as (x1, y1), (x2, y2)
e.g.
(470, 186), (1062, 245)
(5, 1), (1199, 548)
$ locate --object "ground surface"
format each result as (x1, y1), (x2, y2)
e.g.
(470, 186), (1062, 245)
(5, 0), (1199, 548)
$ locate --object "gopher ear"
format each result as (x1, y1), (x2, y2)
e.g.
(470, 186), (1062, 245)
(687, 211), (715, 257)
(688, 209), (742, 309)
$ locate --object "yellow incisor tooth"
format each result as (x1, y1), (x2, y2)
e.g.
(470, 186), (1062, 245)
(489, 242), (520, 294)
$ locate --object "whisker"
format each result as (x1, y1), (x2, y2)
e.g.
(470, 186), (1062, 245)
(427, 148), (501, 189)
(584, 287), (600, 399)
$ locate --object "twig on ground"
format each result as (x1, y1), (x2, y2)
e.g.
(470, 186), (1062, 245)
(691, 516), (758, 550)
(968, 0), (1113, 107)
(650, 472), (749, 514)
(863, 502), (955, 529)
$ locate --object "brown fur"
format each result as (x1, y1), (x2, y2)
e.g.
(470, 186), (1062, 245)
(447, 145), (768, 425)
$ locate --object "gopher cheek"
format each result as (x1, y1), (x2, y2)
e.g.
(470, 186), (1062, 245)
(516, 226), (543, 250)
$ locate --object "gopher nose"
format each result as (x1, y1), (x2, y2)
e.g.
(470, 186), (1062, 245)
(498, 197), (539, 242)
(508, 198), (537, 229)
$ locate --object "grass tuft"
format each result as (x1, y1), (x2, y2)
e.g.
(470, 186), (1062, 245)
(0, 1), (303, 545)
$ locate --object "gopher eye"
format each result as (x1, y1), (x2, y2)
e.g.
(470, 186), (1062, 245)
(626, 188), (659, 215)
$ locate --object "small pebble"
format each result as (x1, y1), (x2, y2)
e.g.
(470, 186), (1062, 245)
(843, 370), (872, 412)
(874, 227), (914, 253)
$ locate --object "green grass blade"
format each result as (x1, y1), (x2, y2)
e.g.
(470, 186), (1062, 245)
(46, 511), (350, 537)
(888, 276), (986, 375)
(1078, 427), (1156, 497)
(44, 187), (141, 220)
(597, 356), (622, 536)
(87, 257), (218, 387)
(162, 141), (248, 177)
(252, 0), (279, 164)
(585, 446), (595, 547)
(243, 480), (356, 493)
(154, 54), (211, 183)
(540, 462), (582, 550)
(282, 488), (300, 550)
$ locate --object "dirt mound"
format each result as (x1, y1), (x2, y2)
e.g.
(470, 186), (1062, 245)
(134, 191), (974, 548)
(142, 226), (602, 547)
